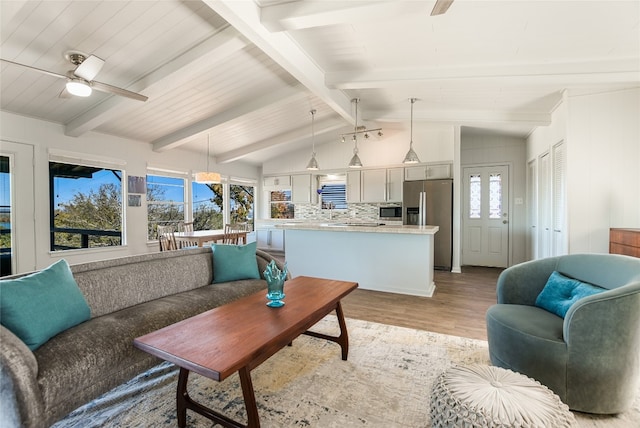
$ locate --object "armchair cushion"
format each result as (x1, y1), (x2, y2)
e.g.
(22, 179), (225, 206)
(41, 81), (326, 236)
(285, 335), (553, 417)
(535, 271), (605, 318)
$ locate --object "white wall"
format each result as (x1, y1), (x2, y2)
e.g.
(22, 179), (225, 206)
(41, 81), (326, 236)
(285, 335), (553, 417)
(0, 111), (260, 272)
(527, 87), (640, 254)
(567, 88), (640, 253)
(460, 129), (528, 265)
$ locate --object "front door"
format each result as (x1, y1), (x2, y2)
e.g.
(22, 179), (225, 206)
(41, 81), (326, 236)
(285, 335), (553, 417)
(462, 165), (509, 267)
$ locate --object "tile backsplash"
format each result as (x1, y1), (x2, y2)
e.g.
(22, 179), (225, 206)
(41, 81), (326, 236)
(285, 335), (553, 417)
(292, 202), (400, 222)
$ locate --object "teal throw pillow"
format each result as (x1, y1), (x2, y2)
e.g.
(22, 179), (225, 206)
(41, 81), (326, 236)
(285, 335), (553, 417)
(0, 259), (91, 351)
(535, 271), (604, 318)
(212, 241), (260, 283)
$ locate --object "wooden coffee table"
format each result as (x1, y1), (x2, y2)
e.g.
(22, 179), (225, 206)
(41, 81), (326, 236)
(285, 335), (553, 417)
(133, 276), (358, 428)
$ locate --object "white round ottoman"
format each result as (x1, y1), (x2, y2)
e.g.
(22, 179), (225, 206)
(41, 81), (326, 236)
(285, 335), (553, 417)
(430, 365), (576, 427)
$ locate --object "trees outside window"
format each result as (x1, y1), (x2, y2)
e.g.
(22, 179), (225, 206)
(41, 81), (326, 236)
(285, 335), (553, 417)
(146, 175), (185, 239)
(230, 183), (255, 230)
(49, 162), (123, 251)
(192, 182), (223, 230)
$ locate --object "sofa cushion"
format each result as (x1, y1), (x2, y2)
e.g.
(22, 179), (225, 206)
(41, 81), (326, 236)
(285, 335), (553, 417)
(535, 271), (604, 318)
(0, 259), (90, 351)
(212, 242), (260, 283)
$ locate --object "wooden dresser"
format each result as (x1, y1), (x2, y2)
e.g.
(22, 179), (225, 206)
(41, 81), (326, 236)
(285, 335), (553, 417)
(610, 228), (640, 258)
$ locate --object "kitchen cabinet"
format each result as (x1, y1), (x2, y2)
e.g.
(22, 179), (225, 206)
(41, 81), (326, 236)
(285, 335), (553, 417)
(291, 174), (311, 203)
(404, 164), (452, 181)
(386, 168), (403, 202)
(361, 168), (403, 202)
(256, 228), (285, 252)
(346, 170), (361, 203)
(263, 175), (290, 188)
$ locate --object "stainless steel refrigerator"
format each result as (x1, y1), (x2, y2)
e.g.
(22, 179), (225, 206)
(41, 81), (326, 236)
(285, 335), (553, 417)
(403, 179), (453, 270)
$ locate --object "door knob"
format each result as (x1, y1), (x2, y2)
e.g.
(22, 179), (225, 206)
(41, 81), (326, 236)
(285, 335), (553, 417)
(503, 220), (508, 224)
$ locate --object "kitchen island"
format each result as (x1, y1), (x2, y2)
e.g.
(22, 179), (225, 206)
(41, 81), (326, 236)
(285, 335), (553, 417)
(277, 222), (439, 297)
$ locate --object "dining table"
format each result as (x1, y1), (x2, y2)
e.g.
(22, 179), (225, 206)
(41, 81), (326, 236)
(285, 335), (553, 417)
(173, 229), (247, 247)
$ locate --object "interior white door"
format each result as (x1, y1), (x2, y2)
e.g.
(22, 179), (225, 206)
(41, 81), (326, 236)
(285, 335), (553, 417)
(537, 152), (551, 259)
(462, 165), (509, 268)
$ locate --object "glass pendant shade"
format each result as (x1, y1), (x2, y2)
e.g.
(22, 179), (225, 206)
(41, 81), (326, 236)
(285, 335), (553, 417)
(348, 150), (363, 168)
(403, 98), (421, 164)
(306, 153), (319, 170)
(348, 98), (363, 168)
(403, 144), (420, 164)
(306, 109), (319, 170)
(66, 79), (92, 97)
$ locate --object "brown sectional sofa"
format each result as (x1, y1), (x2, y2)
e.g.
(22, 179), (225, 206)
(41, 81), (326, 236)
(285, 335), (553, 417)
(0, 247), (285, 428)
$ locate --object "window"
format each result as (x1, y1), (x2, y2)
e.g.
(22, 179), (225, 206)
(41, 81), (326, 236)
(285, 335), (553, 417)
(192, 182), (224, 230)
(230, 183), (255, 230)
(1, 156), (11, 276)
(49, 161), (123, 251)
(489, 173), (502, 219)
(469, 174), (481, 219)
(317, 174), (347, 210)
(270, 190), (294, 219)
(147, 174), (185, 240)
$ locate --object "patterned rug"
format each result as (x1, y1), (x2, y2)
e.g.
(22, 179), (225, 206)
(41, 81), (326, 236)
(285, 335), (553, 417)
(53, 316), (639, 427)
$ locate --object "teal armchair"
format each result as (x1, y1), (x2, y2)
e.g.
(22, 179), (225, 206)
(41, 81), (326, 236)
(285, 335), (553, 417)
(486, 254), (640, 414)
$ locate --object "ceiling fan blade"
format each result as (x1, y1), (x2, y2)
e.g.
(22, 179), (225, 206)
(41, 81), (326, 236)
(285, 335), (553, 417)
(431, 0), (454, 16)
(73, 54), (104, 81)
(0, 58), (67, 80)
(91, 80), (148, 102)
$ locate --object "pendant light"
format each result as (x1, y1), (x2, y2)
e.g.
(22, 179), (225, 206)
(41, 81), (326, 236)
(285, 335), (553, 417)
(348, 98), (363, 168)
(194, 134), (221, 183)
(403, 98), (421, 164)
(306, 109), (319, 170)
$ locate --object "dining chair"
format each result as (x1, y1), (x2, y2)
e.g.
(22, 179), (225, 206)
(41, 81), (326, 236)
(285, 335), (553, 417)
(222, 223), (243, 244)
(177, 222), (198, 249)
(157, 225), (177, 251)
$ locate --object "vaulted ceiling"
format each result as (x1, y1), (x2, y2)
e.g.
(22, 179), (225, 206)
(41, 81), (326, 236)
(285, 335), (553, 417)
(1, 1), (638, 165)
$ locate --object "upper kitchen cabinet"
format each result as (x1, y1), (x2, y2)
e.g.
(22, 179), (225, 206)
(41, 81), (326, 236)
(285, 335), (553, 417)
(346, 170), (361, 203)
(263, 175), (291, 189)
(404, 164), (452, 181)
(291, 174), (311, 203)
(361, 168), (403, 202)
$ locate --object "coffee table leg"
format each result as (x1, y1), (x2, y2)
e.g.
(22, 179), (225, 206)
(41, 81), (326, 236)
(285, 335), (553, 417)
(177, 368), (189, 428)
(303, 301), (350, 360)
(335, 301), (349, 360)
(239, 366), (260, 428)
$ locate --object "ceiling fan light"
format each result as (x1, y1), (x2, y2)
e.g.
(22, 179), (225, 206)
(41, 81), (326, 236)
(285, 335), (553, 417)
(66, 79), (92, 97)
(194, 171), (221, 184)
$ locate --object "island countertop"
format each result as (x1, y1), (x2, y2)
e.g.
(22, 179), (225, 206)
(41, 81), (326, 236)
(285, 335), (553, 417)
(275, 222), (439, 235)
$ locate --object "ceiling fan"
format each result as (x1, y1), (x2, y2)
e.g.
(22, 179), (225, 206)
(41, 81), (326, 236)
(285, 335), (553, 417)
(0, 51), (148, 102)
(431, 0), (454, 16)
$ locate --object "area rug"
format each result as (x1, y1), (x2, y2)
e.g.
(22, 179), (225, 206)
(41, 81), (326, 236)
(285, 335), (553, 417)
(53, 316), (639, 427)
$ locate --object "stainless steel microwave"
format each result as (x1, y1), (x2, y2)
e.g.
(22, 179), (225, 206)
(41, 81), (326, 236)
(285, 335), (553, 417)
(379, 206), (402, 220)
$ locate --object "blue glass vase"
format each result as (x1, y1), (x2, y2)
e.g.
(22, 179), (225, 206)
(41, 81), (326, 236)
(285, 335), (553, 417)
(264, 260), (287, 307)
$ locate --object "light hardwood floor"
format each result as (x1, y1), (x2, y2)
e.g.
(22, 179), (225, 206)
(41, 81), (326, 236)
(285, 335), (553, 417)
(340, 266), (502, 341)
(270, 250), (501, 341)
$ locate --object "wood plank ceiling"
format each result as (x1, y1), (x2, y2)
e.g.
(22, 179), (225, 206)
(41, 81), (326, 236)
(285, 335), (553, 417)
(1, 1), (638, 165)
